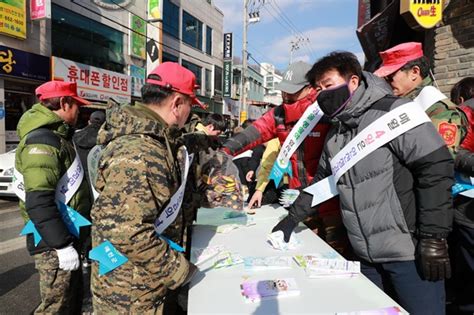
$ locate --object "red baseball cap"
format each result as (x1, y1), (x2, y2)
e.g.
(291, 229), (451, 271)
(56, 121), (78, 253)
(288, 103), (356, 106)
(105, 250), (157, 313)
(146, 62), (205, 109)
(374, 42), (424, 78)
(36, 81), (90, 106)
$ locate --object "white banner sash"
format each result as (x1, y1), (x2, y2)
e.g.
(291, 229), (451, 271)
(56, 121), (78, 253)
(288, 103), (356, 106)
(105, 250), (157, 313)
(304, 95), (439, 207)
(269, 100), (324, 186)
(154, 147), (194, 234)
(13, 146), (84, 204)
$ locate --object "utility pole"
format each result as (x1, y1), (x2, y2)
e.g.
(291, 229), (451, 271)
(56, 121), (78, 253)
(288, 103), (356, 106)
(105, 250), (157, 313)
(241, 0), (248, 124)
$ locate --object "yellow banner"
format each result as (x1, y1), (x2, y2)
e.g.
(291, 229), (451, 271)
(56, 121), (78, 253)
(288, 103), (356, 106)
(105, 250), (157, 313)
(0, 0), (26, 39)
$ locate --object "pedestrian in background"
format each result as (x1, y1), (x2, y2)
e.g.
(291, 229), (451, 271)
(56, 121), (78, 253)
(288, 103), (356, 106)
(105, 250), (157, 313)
(449, 77), (474, 314)
(15, 81), (92, 314)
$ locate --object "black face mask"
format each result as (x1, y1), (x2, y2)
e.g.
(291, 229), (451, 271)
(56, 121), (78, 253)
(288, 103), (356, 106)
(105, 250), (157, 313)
(317, 84), (352, 118)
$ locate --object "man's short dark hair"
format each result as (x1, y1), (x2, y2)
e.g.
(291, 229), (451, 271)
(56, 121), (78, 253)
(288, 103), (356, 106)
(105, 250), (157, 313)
(141, 75), (174, 105)
(41, 96), (74, 110)
(450, 77), (474, 105)
(306, 51), (362, 87)
(242, 119), (255, 129)
(203, 113), (226, 132)
(400, 56), (430, 79)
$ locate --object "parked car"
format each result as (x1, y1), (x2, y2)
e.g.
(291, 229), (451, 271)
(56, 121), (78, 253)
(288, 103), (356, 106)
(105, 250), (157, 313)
(0, 149), (16, 197)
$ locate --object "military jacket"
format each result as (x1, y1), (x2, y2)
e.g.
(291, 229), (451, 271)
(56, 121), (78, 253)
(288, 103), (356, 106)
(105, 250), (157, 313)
(91, 103), (190, 313)
(406, 77), (468, 157)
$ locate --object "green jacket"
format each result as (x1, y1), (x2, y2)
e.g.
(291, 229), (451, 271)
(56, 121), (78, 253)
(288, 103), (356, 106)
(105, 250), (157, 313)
(91, 103), (190, 313)
(16, 103), (92, 255)
(406, 77), (468, 157)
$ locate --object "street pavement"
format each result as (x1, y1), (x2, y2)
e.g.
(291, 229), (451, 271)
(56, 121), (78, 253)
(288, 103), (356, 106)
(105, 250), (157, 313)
(0, 197), (40, 314)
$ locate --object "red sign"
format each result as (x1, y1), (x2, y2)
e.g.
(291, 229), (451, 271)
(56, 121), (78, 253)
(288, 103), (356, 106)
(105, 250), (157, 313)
(30, 0), (50, 20)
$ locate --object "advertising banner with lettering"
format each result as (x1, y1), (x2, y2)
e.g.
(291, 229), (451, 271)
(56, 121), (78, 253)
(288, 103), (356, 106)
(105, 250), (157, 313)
(30, 0), (51, 20)
(356, 0), (397, 72)
(129, 13), (146, 60)
(0, 0), (26, 39)
(0, 45), (50, 80)
(129, 64), (145, 98)
(223, 60), (232, 97)
(223, 32), (232, 60)
(401, 0), (443, 29)
(52, 57), (131, 104)
(146, 0), (162, 75)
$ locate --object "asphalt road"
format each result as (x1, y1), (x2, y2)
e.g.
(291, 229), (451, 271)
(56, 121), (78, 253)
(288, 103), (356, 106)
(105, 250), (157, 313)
(0, 197), (40, 314)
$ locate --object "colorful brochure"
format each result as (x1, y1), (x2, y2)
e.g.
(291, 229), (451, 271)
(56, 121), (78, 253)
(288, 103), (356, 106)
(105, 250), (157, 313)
(241, 278), (300, 303)
(243, 256), (293, 270)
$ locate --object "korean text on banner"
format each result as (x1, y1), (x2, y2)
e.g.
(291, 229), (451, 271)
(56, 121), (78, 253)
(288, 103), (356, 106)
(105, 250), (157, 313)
(0, 0), (26, 39)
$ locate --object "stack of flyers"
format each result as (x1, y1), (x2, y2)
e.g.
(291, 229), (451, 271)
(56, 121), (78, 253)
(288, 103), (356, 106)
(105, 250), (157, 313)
(241, 278), (300, 303)
(279, 189), (300, 207)
(243, 256), (293, 271)
(293, 253), (340, 268)
(213, 251), (244, 269)
(191, 246), (225, 266)
(305, 258), (361, 278)
(267, 231), (300, 251)
(336, 306), (403, 314)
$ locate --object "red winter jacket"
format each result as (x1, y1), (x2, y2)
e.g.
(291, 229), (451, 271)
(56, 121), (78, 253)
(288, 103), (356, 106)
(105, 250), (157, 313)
(460, 101), (474, 152)
(223, 90), (339, 216)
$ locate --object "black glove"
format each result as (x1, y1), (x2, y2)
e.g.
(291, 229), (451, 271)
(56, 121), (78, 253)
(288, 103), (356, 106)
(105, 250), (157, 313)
(416, 238), (451, 281)
(272, 215), (299, 243)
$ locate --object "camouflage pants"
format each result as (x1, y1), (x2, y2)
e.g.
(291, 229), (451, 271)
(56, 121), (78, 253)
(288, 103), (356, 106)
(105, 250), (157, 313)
(33, 250), (83, 315)
(93, 300), (164, 315)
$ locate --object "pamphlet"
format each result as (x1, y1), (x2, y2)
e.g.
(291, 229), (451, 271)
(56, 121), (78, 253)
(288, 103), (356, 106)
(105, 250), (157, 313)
(213, 251), (244, 269)
(305, 258), (361, 278)
(191, 245), (225, 266)
(336, 306), (403, 314)
(240, 278), (300, 303)
(243, 256), (293, 270)
(267, 231), (300, 251)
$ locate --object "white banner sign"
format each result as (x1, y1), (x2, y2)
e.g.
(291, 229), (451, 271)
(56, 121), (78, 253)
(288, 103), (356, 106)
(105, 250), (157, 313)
(52, 57), (131, 104)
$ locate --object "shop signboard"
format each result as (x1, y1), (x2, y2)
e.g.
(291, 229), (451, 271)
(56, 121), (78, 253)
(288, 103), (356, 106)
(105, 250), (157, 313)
(356, 0), (397, 72)
(129, 13), (146, 60)
(30, 0), (51, 20)
(0, 45), (50, 80)
(0, 0), (26, 39)
(146, 0), (162, 75)
(223, 60), (232, 97)
(223, 33), (232, 60)
(52, 57), (131, 104)
(401, 0), (443, 29)
(129, 64), (145, 98)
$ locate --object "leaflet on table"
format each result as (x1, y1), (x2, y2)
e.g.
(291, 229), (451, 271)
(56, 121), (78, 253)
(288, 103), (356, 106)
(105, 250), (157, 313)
(241, 278), (300, 303)
(279, 189), (300, 207)
(267, 231), (301, 251)
(191, 245), (226, 265)
(336, 306), (403, 315)
(293, 253), (341, 268)
(213, 251), (244, 269)
(304, 258), (361, 278)
(195, 207), (251, 226)
(243, 256), (293, 270)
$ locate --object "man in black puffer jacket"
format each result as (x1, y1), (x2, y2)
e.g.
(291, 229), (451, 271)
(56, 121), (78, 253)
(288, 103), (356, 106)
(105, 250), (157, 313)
(272, 52), (454, 315)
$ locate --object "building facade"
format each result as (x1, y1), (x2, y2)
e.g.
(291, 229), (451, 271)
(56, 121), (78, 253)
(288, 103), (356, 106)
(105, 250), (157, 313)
(0, 0), (224, 153)
(161, 0), (224, 113)
(260, 62), (282, 105)
(357, 0), (474, 95)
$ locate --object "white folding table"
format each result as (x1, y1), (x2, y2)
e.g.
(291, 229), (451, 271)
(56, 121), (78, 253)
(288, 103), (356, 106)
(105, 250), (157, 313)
(188, 205), (408, 315)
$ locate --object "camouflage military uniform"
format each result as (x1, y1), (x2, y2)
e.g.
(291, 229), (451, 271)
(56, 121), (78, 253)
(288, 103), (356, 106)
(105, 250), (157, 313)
(91, 103), (190, 314)
(406, 77), (468, 157)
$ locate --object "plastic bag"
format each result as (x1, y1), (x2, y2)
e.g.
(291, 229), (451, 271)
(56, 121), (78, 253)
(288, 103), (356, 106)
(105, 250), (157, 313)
(199, 150), (245, 211)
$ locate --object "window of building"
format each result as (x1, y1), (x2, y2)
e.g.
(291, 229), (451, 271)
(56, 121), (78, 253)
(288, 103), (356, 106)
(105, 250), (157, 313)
(52, 4), (125, 73)
(163, 0), (179, 39)
(205, 69), (212, 96)
(182, 11), (203, 51)
(206, 26), (212, 55)
(162, 51), (179, 63)
(266, 75), (273, 82)
(214, 65), (223, 94)
(182, 59), (202, 92)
